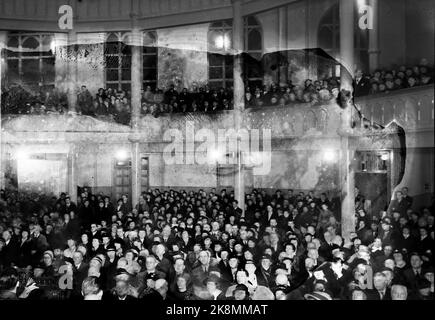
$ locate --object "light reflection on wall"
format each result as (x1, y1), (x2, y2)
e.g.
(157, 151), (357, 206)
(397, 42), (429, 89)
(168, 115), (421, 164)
(17, 156), (67, 196)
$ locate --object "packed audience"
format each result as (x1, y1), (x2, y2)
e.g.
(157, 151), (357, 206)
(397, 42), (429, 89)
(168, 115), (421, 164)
(1, 60), (433, 122)
(0, 185), (433, 301)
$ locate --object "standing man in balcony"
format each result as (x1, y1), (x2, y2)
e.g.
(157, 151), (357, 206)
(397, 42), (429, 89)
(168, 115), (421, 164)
(353, 69), (371, 97)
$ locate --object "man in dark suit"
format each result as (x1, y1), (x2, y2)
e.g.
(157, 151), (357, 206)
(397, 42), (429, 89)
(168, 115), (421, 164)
(191, 250), (216, 287)
(388, 191), (411, 217)
(228, 200), (243, 219)
(416, 226), (433, 256)
(365, 272), (392, 300)
(353, 69), (370, 97)
(403, 253), (425, 295)
(255, 254), (274, 288)
(1, 230), (19, 267)
(62, 196), (77, 216)
(401, 187), (413, 208)
(397, 226), (417, 253)
(72, 251), (89, 296)
(264, 205), (278, 225)
(137, 255), (166, 290)
(160, 225), (177, 249)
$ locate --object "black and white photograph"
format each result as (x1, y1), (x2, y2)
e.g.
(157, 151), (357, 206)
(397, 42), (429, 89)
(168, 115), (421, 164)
(0, 0), (433, 313)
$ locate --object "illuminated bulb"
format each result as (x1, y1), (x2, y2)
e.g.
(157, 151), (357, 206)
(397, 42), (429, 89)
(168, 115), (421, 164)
(208, 149), (222, 162)
(323, 149), (336, 162)
(115, 149), (129, 161)
(381, 153), (389, 161)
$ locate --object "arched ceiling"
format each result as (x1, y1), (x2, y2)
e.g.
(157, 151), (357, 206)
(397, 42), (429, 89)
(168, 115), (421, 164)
(0, 0), (296, 32)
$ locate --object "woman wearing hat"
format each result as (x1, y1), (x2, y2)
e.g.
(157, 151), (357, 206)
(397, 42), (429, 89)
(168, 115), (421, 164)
(232, 284), (250, 300)
(40, 250), (56, 279)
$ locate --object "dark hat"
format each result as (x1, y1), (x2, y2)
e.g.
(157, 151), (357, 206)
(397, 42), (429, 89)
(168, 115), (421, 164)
(274, 262), (287, 271)
(115, 268), (132, 277)
(423, 266), (434, 274)
(282, 257), (293, 263)
(273, 285), (289, 294)
(203, 274), (221, 286)
(234, 284), (249, 295)
(380, 266), (394, 273)
(228, 253), (239, 261)
(304, 291), (332, 300)
(417, 278), (431, 290)
(106, 245), (116, 252)
(245, 259), (255, 265)
(91, 256), (103, 265)
(113, 238), (125, 246)
(260, 254), (272, 261)
(92, 235), (102, 241)
(393, 249), (404, 255)
(330, 244), (341, 251)
(145, 273), (159, 281)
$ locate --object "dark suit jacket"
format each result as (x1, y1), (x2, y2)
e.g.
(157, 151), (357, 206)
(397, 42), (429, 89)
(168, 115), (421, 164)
(1, 239), (19, 267)
(191, 265), (211, 287)
(73, 262), (89, 294)
(353, 76), (371, 97)
(255, 267), (273, 288)
(403, 268), (425, 293)
(388, 199), (410, 217)
(365, 288), (392, 300)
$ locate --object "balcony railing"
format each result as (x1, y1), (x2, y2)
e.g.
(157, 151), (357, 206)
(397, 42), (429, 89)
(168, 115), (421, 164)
(3, 85), (433, 143)
(353, 85), (434, 131)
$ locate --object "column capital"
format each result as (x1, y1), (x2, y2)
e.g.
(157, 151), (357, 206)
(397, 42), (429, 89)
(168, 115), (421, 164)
(129, 28), (143, 47)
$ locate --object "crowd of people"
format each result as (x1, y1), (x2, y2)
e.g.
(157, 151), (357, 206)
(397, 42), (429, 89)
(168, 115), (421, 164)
(1, 60), (433, 123)
(0, 185), (433, 301)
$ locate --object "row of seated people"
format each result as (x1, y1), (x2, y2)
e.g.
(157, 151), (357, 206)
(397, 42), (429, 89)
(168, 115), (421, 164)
(0, 185), (433, 300)
(1, 60), (433, 120)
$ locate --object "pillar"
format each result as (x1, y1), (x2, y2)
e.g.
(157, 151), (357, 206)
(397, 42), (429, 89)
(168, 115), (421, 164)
(67, 148), (78, 203)
(130, 28), (142, 130)
(67, 31), (78, 113)
(278, 6), (288, 87)
(368, 0), (380, 72)
(232, 0), (245, 215)
(131, 141), (141, 209)
(130, 27), (143, 208)
(0, 31), (7, 189)
(339, 0), (356, 242)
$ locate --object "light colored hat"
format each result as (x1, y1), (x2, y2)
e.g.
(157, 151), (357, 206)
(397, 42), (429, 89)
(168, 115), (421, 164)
(304, 291), (332, 300)
(43, 250), (54, 260)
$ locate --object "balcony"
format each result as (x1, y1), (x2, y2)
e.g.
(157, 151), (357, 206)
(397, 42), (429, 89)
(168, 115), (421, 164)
(2, 85), (433, 145)
(353, 84), (434, 132)
(2, 100), (343, 144)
